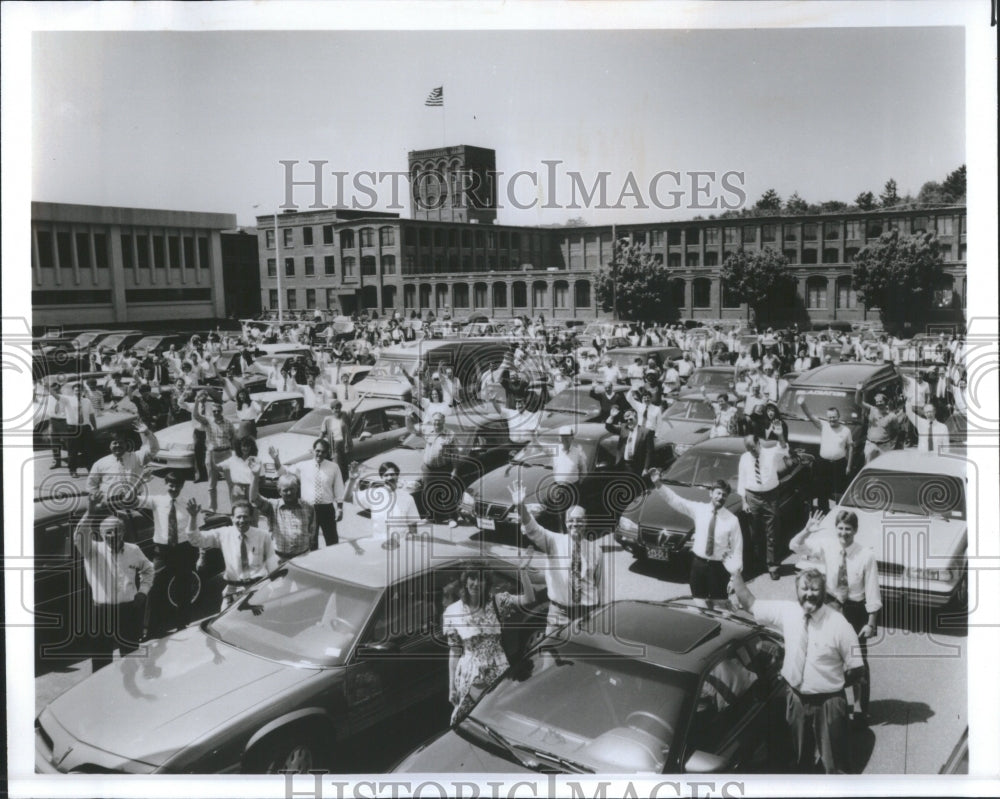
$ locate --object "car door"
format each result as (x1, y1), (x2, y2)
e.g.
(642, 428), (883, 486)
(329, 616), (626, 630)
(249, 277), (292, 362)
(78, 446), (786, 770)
(34, 512), (88, 662)
(345, 572), (446, 735)
(255, 398), (306, 438)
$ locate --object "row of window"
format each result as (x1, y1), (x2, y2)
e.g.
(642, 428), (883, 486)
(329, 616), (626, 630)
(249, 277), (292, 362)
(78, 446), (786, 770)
(266, 224), (538, 252)
(265, 255), (397, 279)
(33, 231), (212, 272)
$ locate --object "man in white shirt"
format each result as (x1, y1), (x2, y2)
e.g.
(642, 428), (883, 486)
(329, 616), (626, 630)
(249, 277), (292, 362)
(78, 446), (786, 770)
(649, 471), (742, 600)
(799, 398), (854, 512)
(512, 483), (605, 636)
(74, 495), (154, 669)
(366, 461), (421, 544)
(62, 382), (98, 478)
(903, 400), (950, 453)
(737, 434), (793, 580)
(87, 422), (160, 500)
(493, 396), (541, 445)
(135, 471), (202, 637)
(187, 499), (279, 609)
(730, 568), (863, 773)
(273, 438), (346, 545)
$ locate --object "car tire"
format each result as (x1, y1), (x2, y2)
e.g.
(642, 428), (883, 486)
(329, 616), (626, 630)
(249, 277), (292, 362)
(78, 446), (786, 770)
(247, 728), (330, 774)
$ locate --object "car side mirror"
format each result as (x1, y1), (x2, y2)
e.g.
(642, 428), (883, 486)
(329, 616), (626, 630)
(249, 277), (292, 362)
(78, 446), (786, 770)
(684, 749), (729, 774)
(359, 431), (373, 441)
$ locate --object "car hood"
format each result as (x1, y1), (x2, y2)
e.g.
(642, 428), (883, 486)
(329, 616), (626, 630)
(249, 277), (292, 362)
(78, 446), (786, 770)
(357, 447), (425, 481)
(259, 432), (314, 467)
(156, 422), (195, 447)
(623, 485), (742, 529)
(820, 507), (967, 566)
(45, 627), (320, 767)
(657, 418), (714, 445)
(470, 460), (550, 507)
(94, 411), (137, 432)
(395, 729), (530, 773)
(536, 410), (592, 431)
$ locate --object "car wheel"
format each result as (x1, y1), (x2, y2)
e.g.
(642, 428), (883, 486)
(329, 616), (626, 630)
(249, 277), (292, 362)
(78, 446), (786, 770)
(249, 730), (329, 774)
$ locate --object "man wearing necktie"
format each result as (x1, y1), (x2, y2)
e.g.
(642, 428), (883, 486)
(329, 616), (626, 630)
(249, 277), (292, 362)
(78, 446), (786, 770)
(135, 471), (203, 637)
(902, 400), (949, 453)
(790, 509), (880, 725)
(187, 500), (278, 609)
(512, 483), (605, 637)
(649, 471), (742, 600)
(731, 568), (863, 773)
(737, 434), (793, 580)
(605, 407), (654, 477)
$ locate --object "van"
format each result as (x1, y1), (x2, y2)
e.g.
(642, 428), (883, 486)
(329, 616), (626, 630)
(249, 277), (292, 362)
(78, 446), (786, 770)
(353, 338), (510, 402)
(777, 362), (904, 473)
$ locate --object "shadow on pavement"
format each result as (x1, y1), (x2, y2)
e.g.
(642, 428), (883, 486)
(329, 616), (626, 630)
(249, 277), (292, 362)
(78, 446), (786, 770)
(849, 726), (877, 773)
(867, 698), (935, 727)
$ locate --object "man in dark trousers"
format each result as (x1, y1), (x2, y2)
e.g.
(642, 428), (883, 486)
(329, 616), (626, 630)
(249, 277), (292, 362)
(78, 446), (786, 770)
(589, 380), (628, 422)
(604, 406), (654, 476)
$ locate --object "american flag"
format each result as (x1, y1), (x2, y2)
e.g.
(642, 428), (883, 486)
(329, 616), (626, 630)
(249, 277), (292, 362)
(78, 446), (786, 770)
(424, 86), (444, 107)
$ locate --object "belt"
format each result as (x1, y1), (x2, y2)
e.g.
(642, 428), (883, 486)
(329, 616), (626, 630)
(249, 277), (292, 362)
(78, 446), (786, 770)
(747, 486), (778, 495)
(788, 685), (846, 704)
(692, 554), (725, 564)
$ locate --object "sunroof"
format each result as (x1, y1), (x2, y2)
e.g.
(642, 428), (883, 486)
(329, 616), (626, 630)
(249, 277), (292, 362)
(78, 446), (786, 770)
(606, 602), (722, 654)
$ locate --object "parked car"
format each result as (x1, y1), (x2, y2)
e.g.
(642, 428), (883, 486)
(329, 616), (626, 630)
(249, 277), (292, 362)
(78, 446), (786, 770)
(614, 437), (813, 565)
(653, 395), (719, 460)
(33, 490), (228, 669)
(130, 333), (190, 359)
(776, 362), (905, 474)
(394, 598), (790, 774)
(678, 366), (735, 399)
(532, 385), (630, 432)
(463, 423), (676, 544)
(353, 405), (519, 516)
(246, 351), (316, 382)
(151, 391), (308, 471)
(813, 451), (967, 608)
(577, 346), (684, 386)
(200, 350), (270, 394)
(35, 537), (548, 773)
(96, 330), (146, 358)
(256, 399), (419, 495)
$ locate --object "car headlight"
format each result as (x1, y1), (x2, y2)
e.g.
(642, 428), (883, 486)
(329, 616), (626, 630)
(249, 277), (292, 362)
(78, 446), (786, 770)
(617, 516), (639, 535)
(906, 566), (955, 583)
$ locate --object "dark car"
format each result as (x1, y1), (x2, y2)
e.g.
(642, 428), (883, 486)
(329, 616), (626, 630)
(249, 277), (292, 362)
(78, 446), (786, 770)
(35, 538), (548, 774)
(653, 396), (718, 461)
(533, 385), (629, 432)
(131, 333), (190, 359)
(614, 437), (812, 565)
(96, 330), (146, 357)
(776, 362), (905, 473)
(33, 490), (228, 670)
(394, 598), (790, 774)
(353, 404), (520, 517)
(464, 423), (676, 544)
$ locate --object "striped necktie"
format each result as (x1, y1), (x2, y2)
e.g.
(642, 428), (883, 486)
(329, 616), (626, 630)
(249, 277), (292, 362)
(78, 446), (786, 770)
(571, 538), (582, 605)
(837, 549), (849, 600)
(168, 499), (179, 547)
(790, 613), (812, 689)
(240, 534), (250, 571)
(754, 453), (762, 485)
(705, 508), (717, 558)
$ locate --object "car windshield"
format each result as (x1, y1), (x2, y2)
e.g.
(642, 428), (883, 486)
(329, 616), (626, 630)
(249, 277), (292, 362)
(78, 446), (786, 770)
(368, 356), (415, 378)
(463, 646), (687, 773)
(663, 450), (740, 488)
(512, 439), (597, 468)
(132, 337), (161, 352)
(841, 470), (966, 519)
(72, 331), (103, 348)
(206, 565), (380, 666)
(662, 400), (715, 422)
(100, 334), (128, 349)
(544, 391), (600, 416)
(777, 387), (860, 423)
(687, 371), (730, 389)
(288, 407), (333, 437)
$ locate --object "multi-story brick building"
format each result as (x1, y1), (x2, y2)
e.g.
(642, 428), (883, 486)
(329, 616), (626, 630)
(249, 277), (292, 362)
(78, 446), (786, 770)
(30, 202), (235, 328)
(252, 144), (962, 331)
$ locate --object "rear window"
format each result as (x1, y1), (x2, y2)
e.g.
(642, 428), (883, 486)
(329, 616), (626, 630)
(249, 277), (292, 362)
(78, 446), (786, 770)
(778, 387), (860, 423)
(842, 470), (965, 520)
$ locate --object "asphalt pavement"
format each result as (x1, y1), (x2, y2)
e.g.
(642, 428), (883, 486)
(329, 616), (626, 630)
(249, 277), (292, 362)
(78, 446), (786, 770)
(31, 453), (966, 774)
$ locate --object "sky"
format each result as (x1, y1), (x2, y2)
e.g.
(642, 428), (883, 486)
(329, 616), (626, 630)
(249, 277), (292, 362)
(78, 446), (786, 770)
(30, 24), (965, 228)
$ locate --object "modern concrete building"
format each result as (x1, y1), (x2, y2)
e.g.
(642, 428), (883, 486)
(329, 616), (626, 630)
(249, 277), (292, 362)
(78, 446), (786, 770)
(31, 202), (235, 328)
(256, 144), (966, 330)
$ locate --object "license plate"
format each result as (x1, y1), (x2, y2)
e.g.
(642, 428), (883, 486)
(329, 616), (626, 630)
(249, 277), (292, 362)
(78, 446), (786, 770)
(477, 517), (496, 531)
(647, 546), (672, 561)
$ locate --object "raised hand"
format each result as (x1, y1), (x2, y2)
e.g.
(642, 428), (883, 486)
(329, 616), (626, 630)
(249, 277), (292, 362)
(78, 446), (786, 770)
(647, 467), (662, 487)
(268, 445), (279, 460)
(806, 510), (826, 533)
(186, 498), (202, 517)
(508, 482), (527, 506)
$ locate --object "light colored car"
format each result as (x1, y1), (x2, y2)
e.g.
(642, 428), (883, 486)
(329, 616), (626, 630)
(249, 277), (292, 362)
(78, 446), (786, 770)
(256, 398), (418, 495)
(35, 537), (548, 774)
(151, 392), (307, 471)
(809, 451), (967, 608)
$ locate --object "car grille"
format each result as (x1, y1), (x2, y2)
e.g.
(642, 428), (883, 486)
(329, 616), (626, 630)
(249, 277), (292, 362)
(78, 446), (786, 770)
(877, 561), (905, 577)
(640, 526), (687, 549)
(474, 501), (510, 520)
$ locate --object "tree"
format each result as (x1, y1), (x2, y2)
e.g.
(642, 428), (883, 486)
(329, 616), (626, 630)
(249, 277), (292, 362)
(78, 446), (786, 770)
(880, 179), (900, 208)
(594, 240), (677, 323)
(564, 217), (587, 227)
(941, 165), (966, 202)
(917, 180), (948, 206)
(855, 191), (877, 211)
(719, 247), (796, 327)
(783, 192), (809, 215)
(851, 229), (945, 334)
(754, 189), (782, 215)
(821, 200), (848, 213)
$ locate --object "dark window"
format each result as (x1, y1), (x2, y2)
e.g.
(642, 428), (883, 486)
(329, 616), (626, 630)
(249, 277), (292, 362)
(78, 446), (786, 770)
(183, 237), (195, 269)
(304, 256), (315, 276)
(668, 229), (682, 245)
(685, 227), (701, 244)
(124, 288), (212, 302)
(283, 229), (294, 248)
(404, 228), (417, 246)
(306, 288), (316, 309)
(94, 233), (109, 269)
(420, 229), (431, 247)
(704, 251), (719, 267)
(269, 289), (278, 308)
(825, 223), (840, 240)
(685, 253), (700, 267)
(323, 225), (334, 245)
(803, 223), (818, 241)
(575, 280), (591, 308)
(75, 233), (91, 269)
(303, 227), (314, 246)
(153, 236), (166, 268)
(287, 289), (297, 310)
(511, 232), (520, 248)
(341, 230), (355, 249)
(512, 281), (527, 307)
(822, 248), (839, 264)
(434, 229), (446, 248)
(198, 237), (209, 269)
(36, 231), (55, 268)
(285, 258), (295, 277)
(267, 259), (277, 277)
(722, 281), (741, 308)
(324, 255), (336, 275)
(380, 227), (395, 247)
(693, 278), (712, 308)
(136, 235), (150, 269)
(667, 253), (681, 268)
(361, 256), (377, 276)
(761, 224), (776, 243)
(801, 249), (818, 265)
(33, 289), (113, 305)
(56, 232), (74, 269)
(360, 228), (375, 247)
(168, 236), (180, 269)
(453, 283), (469, 308)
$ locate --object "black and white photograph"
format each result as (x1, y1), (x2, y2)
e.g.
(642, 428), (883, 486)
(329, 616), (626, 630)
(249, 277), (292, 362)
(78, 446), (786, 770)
(3, 2), (998, 796)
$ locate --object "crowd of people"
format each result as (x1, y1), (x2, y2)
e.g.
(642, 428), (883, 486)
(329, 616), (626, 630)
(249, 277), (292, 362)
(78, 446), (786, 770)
(38, 309), (969, 775)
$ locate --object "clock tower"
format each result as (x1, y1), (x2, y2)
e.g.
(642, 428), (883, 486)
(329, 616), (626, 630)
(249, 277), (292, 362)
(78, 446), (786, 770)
(408, 145), (497, 224)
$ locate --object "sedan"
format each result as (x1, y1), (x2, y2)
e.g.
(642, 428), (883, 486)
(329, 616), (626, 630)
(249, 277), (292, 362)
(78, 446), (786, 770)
(678, 367), (735, 399)
(151, 392), (308, 471)
(653, 396), (719, 460)
(35, 539), (548, 773)
(257, 399), (418, 495)
(533, 385), (629, 432)
(464, 423), (676, 544)
(614, 437), (812, 565)
(394, 599), (790, 774)
(813, 451), (967, 608)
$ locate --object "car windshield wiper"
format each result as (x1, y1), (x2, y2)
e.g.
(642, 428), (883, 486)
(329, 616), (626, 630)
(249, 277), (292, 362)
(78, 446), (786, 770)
(462, 716), (548, 772)
(522, 747), (595, 775)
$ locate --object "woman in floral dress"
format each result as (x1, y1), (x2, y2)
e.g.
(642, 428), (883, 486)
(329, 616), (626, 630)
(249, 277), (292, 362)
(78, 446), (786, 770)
(444, 562), (535, 723)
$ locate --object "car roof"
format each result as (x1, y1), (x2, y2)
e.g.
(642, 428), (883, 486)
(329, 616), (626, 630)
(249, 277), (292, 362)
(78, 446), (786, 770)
(561, 599), (764, 673)
(291, 534), (523, 588)
(253, 391), (304, 403)
(692, 366), (733, 373)
(855, 450), (967, 478)
(680, 436), (745, 456)
(790, 362), (898, 387)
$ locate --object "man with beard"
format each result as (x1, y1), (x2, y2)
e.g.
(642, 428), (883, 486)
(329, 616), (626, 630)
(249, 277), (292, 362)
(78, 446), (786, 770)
(649, 471), (742, 600)
(730, 568), (863, 773)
